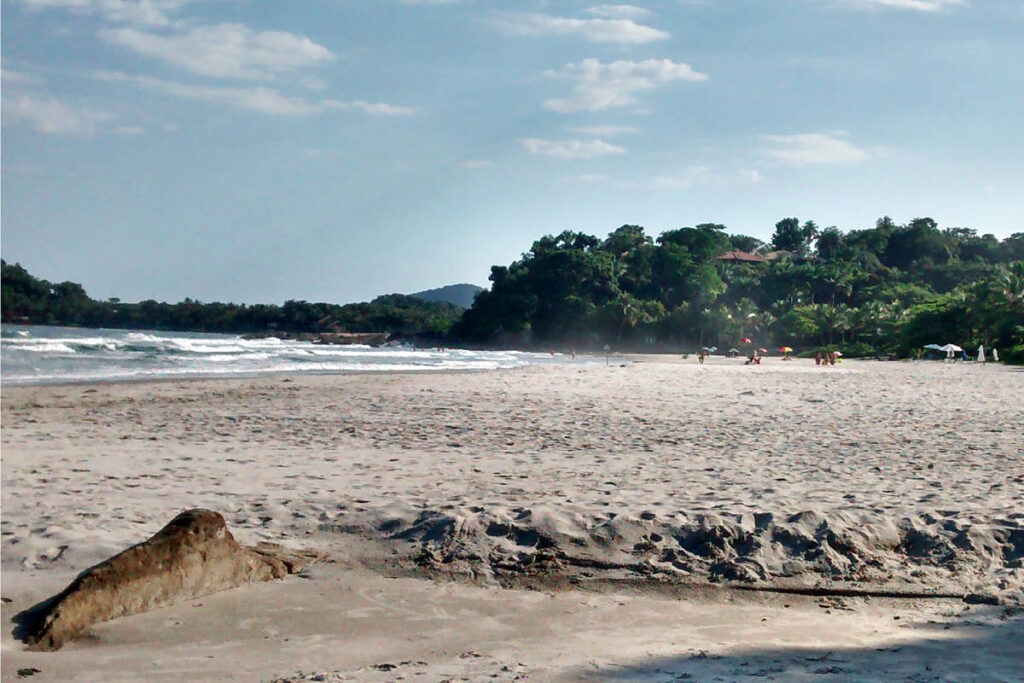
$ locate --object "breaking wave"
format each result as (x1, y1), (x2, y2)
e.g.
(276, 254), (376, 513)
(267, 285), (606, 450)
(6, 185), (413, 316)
(1, 324), (573, 385)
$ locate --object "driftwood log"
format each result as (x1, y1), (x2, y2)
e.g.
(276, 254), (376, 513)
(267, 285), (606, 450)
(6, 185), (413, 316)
(17, 509), (321, 651)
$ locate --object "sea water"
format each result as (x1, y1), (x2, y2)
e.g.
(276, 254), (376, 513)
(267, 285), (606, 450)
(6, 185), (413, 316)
(0, 325), (572, 385)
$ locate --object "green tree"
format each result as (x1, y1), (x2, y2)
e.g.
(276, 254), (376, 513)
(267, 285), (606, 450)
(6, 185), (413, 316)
(770, 218), (804, 253)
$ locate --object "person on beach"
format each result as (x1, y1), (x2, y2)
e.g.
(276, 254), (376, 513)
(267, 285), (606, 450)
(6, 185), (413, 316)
(815, 350), (822, 366)
(698, 349), (706, 365)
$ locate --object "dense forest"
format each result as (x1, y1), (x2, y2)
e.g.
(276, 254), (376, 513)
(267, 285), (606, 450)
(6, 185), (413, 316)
(455, 217), (1024, 362)
(0, 260), (463, 341)
(4, 216), (1023, 362)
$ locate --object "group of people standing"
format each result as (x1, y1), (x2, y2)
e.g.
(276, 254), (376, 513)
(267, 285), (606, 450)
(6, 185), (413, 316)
(814, 350), (839, 366)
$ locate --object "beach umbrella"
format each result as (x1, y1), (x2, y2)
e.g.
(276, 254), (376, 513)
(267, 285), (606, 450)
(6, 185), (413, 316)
(779, 346), (793, 353)
(833, 351), (843, 357)
(923, 343), (944, 351)
(740, 337), (753, 344)
(728, 348), (739, 354)
(939, 343), (963, 353)
(757, 347), (768, 353)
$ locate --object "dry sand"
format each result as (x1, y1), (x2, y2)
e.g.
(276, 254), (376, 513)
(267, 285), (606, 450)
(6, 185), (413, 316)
(2, 356), (1022, 680)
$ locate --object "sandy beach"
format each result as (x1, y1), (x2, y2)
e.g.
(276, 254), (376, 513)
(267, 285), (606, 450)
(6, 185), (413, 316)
(2, 357), (1022, 680)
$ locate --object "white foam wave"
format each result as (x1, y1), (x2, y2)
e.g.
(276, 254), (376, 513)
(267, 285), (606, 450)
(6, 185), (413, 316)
(305, 348), (447, 359)
(200, 353), (273, 363)
(2, 360), (507, 384)
(124, 332), (167, 343)
(7, 341), (77, 354)
(1, 324), (572, 386)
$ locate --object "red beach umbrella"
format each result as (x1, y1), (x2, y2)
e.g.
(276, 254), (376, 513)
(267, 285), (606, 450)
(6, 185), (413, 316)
(779, 346), (793, 353)
(740, 337), (753, 344)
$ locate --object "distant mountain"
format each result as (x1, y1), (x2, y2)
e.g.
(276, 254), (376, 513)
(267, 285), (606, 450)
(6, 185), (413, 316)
(409, 283), (483, 309)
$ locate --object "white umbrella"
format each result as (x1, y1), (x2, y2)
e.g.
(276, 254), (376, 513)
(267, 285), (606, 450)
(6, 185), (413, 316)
(923, 343), (944, 351)
(939, 343), (963, 353)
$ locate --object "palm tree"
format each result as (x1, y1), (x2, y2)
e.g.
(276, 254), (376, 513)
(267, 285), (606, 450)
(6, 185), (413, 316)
(1000, 262), (1024, 307)
(820, 265), (854, 305)
(731, 297), (759, 338)
(809, 303), (850, 346)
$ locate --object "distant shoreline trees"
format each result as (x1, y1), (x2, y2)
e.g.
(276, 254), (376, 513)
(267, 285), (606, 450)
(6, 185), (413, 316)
(4, 216), (1023, 362)
(0, 261), (463, 342)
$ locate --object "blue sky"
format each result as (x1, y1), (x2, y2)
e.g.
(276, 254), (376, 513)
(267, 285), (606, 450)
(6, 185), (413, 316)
(2, 0), (1022, 304)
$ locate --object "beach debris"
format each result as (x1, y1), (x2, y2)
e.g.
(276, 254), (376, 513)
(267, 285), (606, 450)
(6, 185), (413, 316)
(16, 508), (323, 652)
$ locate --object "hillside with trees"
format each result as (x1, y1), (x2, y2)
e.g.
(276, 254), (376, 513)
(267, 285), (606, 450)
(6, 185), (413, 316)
(0, 261), (463, 341)
(4, 216), (1023, 362)
(455, 218), (1024, 362)
(410, 283), (483, 309)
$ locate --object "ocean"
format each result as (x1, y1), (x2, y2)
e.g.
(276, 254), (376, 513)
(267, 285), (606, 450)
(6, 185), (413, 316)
(0, 325), (573, 386)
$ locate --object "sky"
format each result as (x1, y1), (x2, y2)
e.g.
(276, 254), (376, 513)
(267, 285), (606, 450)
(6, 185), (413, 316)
(2, 0), (1023, 305)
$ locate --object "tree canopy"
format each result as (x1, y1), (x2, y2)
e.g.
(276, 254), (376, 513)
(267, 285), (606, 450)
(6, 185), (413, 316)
(455, 219), (1023, 362)
(1, 260), (464, 341)
(4, 216), (1023, 362)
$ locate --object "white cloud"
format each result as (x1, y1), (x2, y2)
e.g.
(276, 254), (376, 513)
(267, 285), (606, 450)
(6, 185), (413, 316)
(653, 165), (763, 189)
(13, 0), (192, 26)
(494, 12), (668, 44)
(100, 23), (335, 80)
(762, 131), (870, 166)
(520, 138), (626, 160)
(322, 99), (418, 116)
(97, 72), (325, 115)
(300, 76), (328, 91)
(3, 94), (112, 135)
(560, 173), (609, 183)
(583, 5), (651, 20)
(98, 71), (415, 117)
(1, 68), (37, 83)
(544, 58), (707, 113)
(566, 124), (637, 136)
(739, 168), (764, 183)
(113, 125), (145, 135)
(145, 79), (323, 114)
(850, 0), (966, 11)
(652, 165), (713, 189)
(460, 159), (495, 168)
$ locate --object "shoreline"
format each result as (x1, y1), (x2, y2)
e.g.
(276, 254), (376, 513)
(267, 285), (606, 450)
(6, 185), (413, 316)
(0, 364), (532, 390)
(7, 352), (999, 389)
